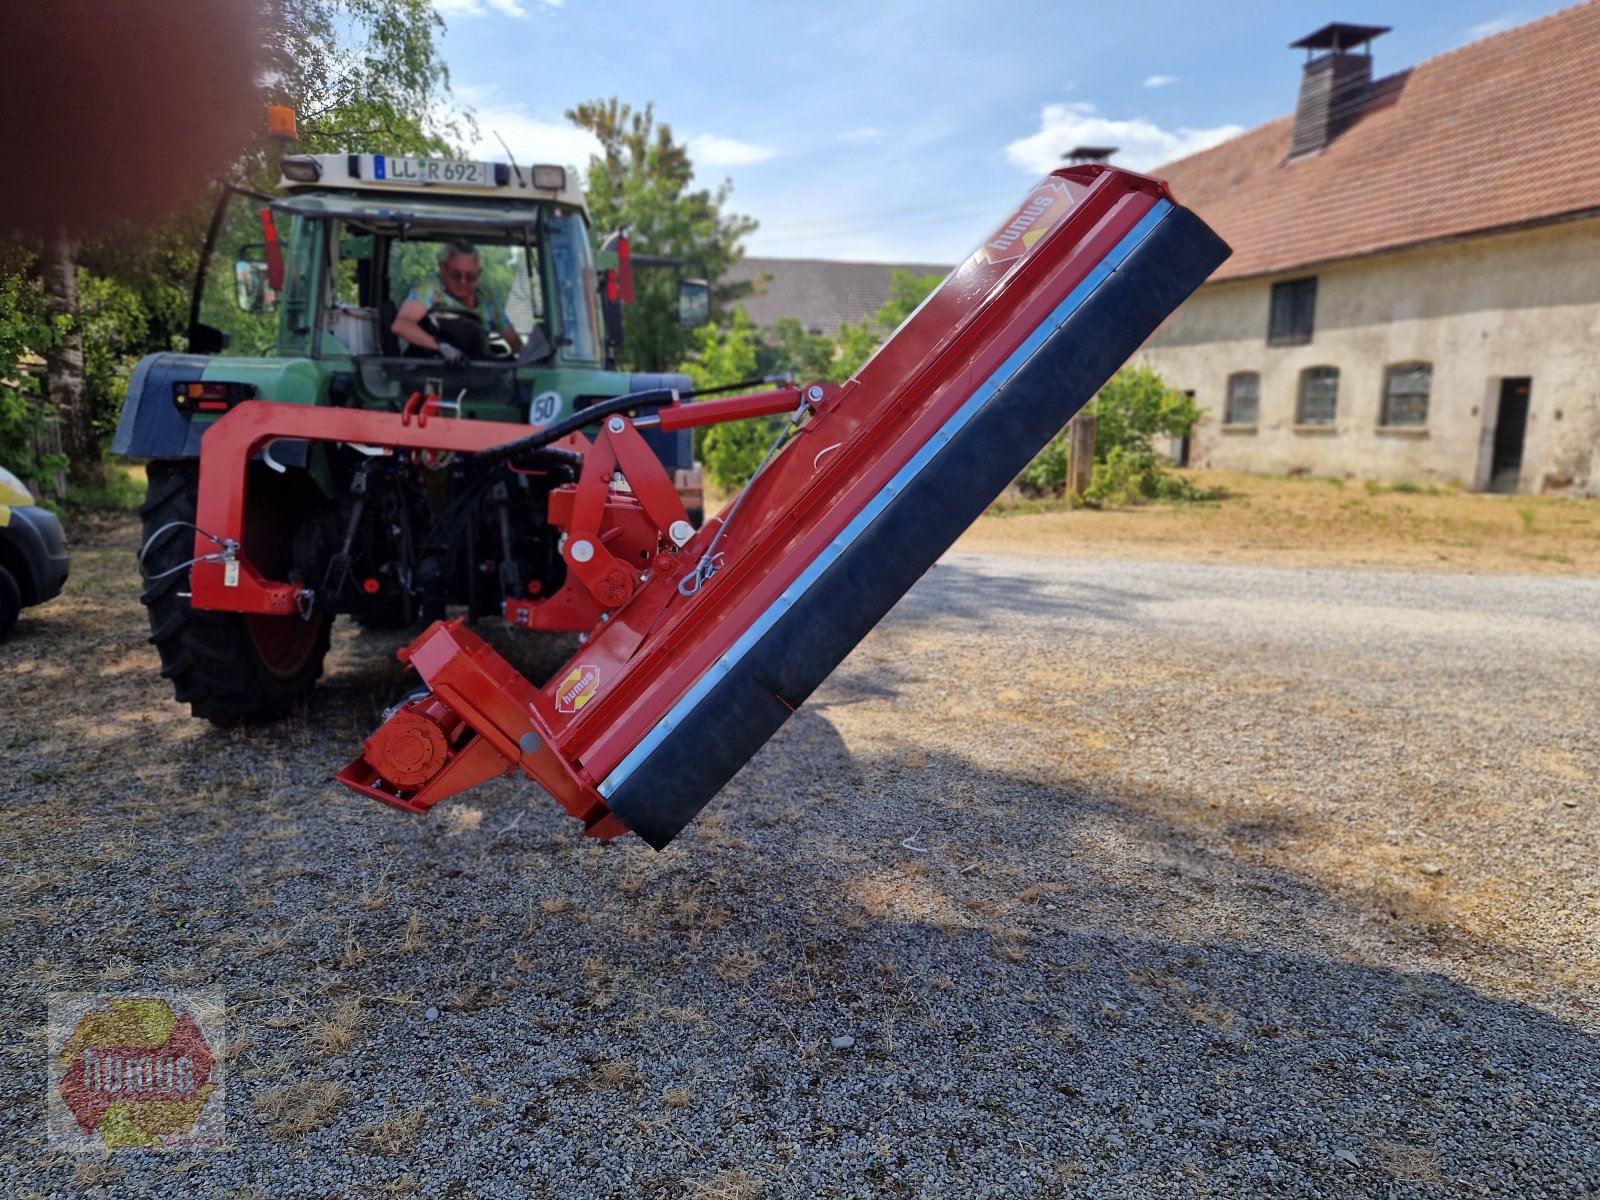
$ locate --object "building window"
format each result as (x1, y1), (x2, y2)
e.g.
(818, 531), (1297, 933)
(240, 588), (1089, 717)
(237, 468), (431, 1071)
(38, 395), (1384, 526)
(1381, 362), (1432, 427)
(1268, 277), (1317, 346)
(1224, 372), (1260, 425)
(1296, 366), (1339, 425)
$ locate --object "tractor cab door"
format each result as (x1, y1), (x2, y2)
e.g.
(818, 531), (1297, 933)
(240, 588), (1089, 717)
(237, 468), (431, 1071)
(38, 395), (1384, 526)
(190, 187), (310, 358)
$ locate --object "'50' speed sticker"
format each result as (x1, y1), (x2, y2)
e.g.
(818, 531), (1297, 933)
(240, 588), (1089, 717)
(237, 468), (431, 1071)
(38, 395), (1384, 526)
(529, 391), (563, 427)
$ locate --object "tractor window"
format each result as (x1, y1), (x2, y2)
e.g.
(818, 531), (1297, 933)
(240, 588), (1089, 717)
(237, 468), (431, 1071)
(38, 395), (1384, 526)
(194, 194), (293, 357)
(385, 238), (543, 353)
(320, 225), (379, 356)
(543, 208), (600, 364)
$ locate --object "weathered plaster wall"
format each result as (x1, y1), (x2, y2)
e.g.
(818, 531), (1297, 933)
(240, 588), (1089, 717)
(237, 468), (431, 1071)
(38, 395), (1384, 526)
(1138, 216), (1600, 493)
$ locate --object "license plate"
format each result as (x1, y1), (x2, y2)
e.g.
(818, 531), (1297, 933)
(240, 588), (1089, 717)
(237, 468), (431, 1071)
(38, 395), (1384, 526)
(374, 156), (493, 187)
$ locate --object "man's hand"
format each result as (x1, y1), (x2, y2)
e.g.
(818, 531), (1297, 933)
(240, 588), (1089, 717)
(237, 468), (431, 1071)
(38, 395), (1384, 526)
(438, 341), (467, 368)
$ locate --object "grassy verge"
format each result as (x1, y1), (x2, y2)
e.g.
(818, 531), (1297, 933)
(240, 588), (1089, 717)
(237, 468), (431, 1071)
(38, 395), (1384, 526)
(961, 470), (1600, 574)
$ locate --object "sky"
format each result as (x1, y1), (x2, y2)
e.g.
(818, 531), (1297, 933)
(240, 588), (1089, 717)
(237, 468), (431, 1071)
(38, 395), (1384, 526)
(431, 0), (1575, 264)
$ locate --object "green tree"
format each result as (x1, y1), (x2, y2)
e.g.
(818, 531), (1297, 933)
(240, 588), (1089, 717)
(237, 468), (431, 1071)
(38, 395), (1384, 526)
(566, 100), (757, 373)
(1020, 365), (1205, 506)
(0, 248), (68, 496)
(828, 267), (944, 382)
(683, 310), (780, 490)
(263, 0), (459, 155)
(17, 0), (465, 491)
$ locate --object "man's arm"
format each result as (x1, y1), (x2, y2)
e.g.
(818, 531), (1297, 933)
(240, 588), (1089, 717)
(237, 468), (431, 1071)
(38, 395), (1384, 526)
(391, 298), (440, 352)
(499, 323), (524, 354)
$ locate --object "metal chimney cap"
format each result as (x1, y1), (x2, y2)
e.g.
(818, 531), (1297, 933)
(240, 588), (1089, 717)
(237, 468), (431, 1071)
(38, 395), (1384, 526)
(1290, 22), (1391, 54)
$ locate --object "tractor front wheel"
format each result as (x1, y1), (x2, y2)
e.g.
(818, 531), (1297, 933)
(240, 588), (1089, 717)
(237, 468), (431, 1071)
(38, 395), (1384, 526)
(140, 461), (333, 725)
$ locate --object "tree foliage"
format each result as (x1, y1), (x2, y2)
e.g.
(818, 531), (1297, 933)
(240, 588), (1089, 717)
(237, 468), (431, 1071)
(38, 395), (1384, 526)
(262, 0), (461, 160)
(1, 0), (464, 497)
(566, 99), (757, 373)
(0, 247), (68, 495)
(684, 310), (779, 491)
(828, 267), (944, 382)
(1019, 365), (1205, 506)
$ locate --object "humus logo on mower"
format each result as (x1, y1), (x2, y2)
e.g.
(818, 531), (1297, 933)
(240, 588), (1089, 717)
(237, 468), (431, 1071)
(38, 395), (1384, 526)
(48, 993), (225, 1150)
(978, 178), (1073, 265)
(555, 664), (600, 714)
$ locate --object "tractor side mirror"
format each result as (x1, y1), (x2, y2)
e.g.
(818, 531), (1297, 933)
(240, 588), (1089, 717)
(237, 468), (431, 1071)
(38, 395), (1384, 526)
(233, 258), (277, 314)
(677, 279), (710, 328)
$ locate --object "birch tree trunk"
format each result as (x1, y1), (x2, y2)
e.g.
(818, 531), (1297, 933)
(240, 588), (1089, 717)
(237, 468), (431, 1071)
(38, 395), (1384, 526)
(41, 230), (104, 486)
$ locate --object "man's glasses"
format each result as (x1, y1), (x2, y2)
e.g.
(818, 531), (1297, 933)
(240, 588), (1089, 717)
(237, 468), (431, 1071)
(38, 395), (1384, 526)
(445, 267), (481, 283)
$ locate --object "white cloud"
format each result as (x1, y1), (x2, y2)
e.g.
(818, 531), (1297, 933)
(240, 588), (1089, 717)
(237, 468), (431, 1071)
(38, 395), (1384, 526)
(836, 127), (885, 145)
(686, 134), (778, 167)
(464, 101), (602, 172)
(1466, 14), (1520, 40)
(434, 0), (558, 17)
(1004, 102), (1243, 173)
(1143, 74), (1179, 88)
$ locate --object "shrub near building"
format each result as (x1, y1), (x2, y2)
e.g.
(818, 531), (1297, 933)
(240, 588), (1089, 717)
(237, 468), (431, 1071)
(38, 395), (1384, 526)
(1021, 365), (1205, 507)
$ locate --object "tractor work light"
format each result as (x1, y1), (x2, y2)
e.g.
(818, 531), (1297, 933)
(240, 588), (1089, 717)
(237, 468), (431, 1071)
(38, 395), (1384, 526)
(280, 155), (322, 183)
(531, 164), (567, 191)
(267, 105), (298, 141)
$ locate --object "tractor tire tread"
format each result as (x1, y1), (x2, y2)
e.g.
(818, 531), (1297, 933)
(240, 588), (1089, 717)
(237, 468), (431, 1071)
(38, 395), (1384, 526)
(139, 461), (331, 726)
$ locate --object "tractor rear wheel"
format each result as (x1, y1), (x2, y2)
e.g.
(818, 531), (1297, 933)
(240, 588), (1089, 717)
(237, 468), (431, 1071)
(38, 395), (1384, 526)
(139, 460), (333, 725)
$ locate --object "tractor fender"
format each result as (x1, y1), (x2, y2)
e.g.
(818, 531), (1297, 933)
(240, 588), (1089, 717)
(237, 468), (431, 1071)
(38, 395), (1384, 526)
(113, 353), (330, 460)
(112, 352), (217, 459)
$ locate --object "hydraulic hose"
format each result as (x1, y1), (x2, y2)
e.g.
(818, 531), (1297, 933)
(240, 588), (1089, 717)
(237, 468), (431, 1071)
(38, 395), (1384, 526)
(469, 387), (680, 465)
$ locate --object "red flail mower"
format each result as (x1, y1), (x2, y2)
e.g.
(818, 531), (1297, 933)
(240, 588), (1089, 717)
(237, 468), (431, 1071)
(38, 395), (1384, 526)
(180, 167), (1228, 849)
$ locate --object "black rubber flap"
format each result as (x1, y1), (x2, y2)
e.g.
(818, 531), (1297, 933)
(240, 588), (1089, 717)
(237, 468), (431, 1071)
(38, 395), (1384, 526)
(607, 205), (1230, 848)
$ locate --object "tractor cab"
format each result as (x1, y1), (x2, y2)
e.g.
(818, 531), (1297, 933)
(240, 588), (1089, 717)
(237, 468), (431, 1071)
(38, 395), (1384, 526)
(191, 152), (629, 426)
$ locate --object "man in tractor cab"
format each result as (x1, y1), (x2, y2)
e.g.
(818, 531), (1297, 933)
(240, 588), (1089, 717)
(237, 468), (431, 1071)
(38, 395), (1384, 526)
(391, 240), (523, 363)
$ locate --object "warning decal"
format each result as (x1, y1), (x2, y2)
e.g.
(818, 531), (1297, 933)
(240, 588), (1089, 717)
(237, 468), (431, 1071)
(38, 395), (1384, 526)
(555, 664), (600, 714)
(975, 178), (1074, 266)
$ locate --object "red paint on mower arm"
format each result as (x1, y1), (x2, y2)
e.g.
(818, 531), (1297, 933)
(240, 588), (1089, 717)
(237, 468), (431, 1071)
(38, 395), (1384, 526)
(333, 165), (1226, 845)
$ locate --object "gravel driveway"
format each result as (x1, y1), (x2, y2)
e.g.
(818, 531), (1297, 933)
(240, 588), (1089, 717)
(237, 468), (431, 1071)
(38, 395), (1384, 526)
(3, 521), (1597, 1198)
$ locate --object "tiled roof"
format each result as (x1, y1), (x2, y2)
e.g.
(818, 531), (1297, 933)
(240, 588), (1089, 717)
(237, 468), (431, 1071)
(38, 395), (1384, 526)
(725, 257), (952, 336)
(1156, 2), (1600, 281)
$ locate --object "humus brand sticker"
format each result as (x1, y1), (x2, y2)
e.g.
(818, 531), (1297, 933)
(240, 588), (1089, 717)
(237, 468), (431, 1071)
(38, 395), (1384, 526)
(48, 992), (226, 1151)
(977, 178), (1073, 265)
(555, 664), (600, 714)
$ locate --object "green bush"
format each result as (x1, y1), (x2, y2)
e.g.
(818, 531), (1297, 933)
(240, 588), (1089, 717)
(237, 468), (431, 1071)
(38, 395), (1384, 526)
(0, 248), (68, 495)
(1020, 365), (1204, 508)
(1018, 434), (1069, 496)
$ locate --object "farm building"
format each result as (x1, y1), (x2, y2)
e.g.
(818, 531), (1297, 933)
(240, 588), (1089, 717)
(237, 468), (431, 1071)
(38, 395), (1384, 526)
(1137, 6), (1600, 494)
(726, 257), (951, 337)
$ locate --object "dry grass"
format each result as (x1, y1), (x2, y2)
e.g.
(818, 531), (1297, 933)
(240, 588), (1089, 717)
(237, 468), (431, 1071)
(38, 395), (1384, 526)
(397, 910), (428, 953)
(305, 997), (365, 1054)
(587, 1059), (633, 1090)
(253, 1079), (349, 1139)
(661, 1086), (693, 1108)
(356, 1108), (426, 1155)
(442, 805), (483, 835)
(1370, 1139), (1447, 1185)
(690, 1169), (762, 1200)
(713, 948), (764, 983)
(961, 469), (1600, 574)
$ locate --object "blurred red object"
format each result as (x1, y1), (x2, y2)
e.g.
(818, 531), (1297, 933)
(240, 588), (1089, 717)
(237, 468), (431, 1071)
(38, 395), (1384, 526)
(2, 0), (260, 238)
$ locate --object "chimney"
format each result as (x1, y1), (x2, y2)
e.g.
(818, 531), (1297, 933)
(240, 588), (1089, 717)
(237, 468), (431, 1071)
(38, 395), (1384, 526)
(1288, 22), (1389, 157)
(1063, 145), (1118, 165)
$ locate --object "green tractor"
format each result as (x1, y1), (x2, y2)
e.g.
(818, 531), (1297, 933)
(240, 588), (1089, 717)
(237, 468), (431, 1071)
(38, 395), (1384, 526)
(114, 149), (708, 724)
